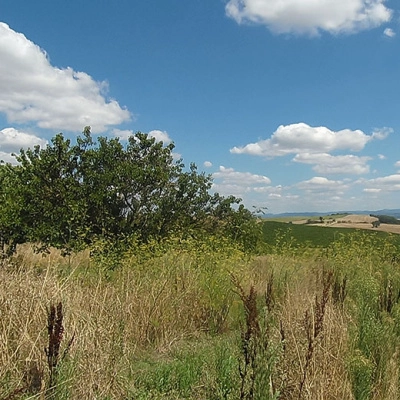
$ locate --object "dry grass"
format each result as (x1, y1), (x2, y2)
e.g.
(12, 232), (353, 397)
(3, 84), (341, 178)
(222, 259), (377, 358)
(277, 271), (352, 399)
(231, 256), (355, 399)
(1, 239), (399, 399)
(0, 244), (241, 398)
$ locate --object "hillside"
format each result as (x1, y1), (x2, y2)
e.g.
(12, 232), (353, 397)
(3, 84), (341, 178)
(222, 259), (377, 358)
(304, 214), (400, 234)
(266, 208), (400, 220)
(273, 214), (400, 235)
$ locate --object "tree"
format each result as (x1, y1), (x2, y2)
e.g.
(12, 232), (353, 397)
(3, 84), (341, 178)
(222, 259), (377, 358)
(12, 133), (88, 253)
(1, 128), (260, 254)
(0, 163), (27, 255)
(372, 220), (381, 228)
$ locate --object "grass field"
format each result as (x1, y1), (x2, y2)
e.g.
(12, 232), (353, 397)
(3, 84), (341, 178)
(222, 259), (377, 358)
(262, 220), (400, 250)
(2, 228), (400, 399)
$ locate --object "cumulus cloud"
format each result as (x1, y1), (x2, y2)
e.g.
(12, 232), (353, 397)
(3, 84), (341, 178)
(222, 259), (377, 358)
(211, 166), (272, 197)
(364, 188), (381, 193)
(148, 130), (172, 144)
(296, 176), (347, 192)
(111, 129), (172, 144)
(225, 0), (392, 35)
(230, 123), (390, 176)
(231, 123), (381, 157)
(384, 27), (396, 37)
(268, 193), (282, 199)
(362, 174), (400, 191)
(0, 127), (47, 153)
(0, 152), (17, 164)
(213, 166), (271, 185)
(112, 129), (134, 140)
(204, 161), (213, 168)
(0, 22), (131, 133)
(395, 161), (400, 168)
(293, 153), (371, 174)
(0, 127), (47, 164)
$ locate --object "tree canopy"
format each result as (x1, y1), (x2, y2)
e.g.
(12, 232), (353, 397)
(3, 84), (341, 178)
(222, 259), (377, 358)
(0, 127), (260, 255)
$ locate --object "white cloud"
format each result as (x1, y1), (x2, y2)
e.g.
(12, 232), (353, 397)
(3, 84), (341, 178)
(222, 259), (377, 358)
(225, 0), (392, 35)
(213, 166), (271, 185)
(0, 127), (47, 163)
(231, 123), (380, 157)
(204, 161), (213, 168)
(148, 130), (172, 144)
(371, 127), (392, 140)
(362, 174), (400, 191)
(211, 166), (272, 198)
(0, 151), (18, 164)
(296, 176), (347, 192)
(378, 154), (386, 160)
(372, 174), (400, 185)
(112, 129), (134, 140)
(268, 193), (282, 199)
(0, 22), (131, 133)
(364, 188), (381, 193)
(384, 27), (396, 37)
(293, 153), (371, 174)
(0, 127), (47, 153)
(111, 129), (173, 144)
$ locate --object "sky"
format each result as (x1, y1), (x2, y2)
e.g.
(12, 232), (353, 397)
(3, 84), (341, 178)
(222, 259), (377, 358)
(0, 0), (399, 214)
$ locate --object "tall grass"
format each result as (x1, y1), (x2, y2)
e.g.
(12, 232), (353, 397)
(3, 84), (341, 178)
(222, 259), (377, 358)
(1, 231), (400, 399)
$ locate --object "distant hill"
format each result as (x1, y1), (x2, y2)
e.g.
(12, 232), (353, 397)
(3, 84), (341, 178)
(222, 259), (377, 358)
(264, 209), (400, 219)
(372, 209), (400, 219)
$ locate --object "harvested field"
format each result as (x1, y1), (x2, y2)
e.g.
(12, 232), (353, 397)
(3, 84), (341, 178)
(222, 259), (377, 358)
(293, 214), (400, 235)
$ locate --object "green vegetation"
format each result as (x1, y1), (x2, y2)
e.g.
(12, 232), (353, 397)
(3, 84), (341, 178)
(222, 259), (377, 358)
(2, 129), (400, 399)
(2, 229), (400, 399)
(371, 214), (400, 225)
(0, 128), (261, 256)
(263, 220), (400, 250)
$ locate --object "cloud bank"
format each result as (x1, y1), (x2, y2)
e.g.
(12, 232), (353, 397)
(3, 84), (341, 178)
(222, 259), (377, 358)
(225, 0), (392, 35)
(0, 22), (131, 133)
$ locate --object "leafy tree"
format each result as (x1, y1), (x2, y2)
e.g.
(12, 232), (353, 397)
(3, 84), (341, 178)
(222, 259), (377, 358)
(370, 214), (400, 225)
(0, 127), (261, 254)
(0, 163), (27, 255)
(12, 134), (88, 253)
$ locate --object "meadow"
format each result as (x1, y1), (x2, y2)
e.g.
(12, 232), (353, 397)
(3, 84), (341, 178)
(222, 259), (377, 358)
(2, 225), (400, 399)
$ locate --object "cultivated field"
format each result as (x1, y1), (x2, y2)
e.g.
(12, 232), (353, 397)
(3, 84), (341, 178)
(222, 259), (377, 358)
(292, 214), (400, 235)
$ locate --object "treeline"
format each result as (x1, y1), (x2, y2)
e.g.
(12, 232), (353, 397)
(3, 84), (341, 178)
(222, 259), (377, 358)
(370, 214), (400, 225)
(0, 127), (261, 256)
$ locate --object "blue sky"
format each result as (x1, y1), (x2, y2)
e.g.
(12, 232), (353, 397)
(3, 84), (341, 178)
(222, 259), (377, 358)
(1, 0), (399, 214)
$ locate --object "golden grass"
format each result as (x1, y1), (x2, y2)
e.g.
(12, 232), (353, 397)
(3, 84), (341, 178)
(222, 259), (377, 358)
(1, 240), (399, 399)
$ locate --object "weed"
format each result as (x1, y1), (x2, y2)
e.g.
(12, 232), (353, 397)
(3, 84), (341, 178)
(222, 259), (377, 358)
(298, 270), (333, 398)
(348, 350), (374, 400)
(231, 274), (280, 400)
(332, 274), (347, 308)
(45, 302), (74, 396)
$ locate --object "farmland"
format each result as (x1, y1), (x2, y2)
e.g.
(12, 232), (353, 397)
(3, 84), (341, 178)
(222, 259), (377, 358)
(263, 216), (400, 249)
